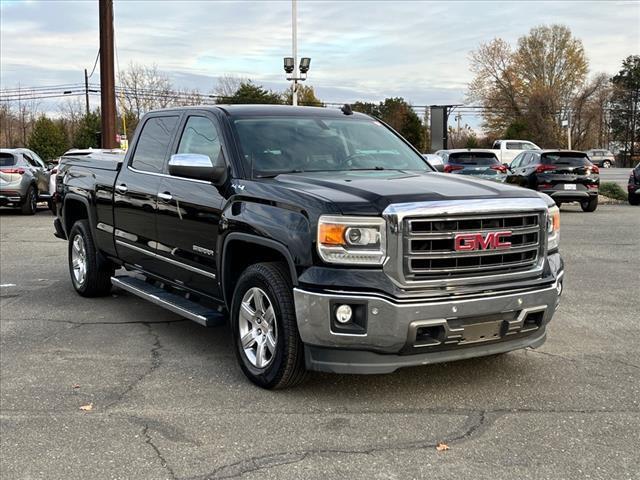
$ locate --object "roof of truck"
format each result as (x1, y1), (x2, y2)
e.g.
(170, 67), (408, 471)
(150, 104), (370, 118)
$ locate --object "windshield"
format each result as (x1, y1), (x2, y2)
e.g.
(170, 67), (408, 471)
(542, 153), (591, 166)
(448, 152), (499, 165)
(232, 116), (429, 177)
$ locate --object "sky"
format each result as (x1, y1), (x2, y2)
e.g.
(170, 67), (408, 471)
(1, 0), (639, 125)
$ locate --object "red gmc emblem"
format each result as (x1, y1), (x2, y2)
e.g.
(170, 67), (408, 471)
(454, 231), (512, 251)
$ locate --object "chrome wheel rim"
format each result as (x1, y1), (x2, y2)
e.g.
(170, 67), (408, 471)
(71, 235), (87, 286)
(238, 287), (277, 369)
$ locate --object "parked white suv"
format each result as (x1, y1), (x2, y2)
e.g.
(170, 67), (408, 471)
(490, 139), (541, 164)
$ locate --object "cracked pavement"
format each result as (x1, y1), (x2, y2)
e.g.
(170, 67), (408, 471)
(1, 204), (639, 479)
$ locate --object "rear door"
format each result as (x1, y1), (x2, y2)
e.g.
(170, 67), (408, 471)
(22, 152), (49, 194)
(155, 112), (228, 297)
(113, 114), (181, 273)
(503, 141), (523, 163)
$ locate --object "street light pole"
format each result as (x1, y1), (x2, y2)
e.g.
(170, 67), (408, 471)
(291, 0), (298, 106)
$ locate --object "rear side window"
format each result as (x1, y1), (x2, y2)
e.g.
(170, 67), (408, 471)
(130, 116), (179, 173)
(0, 153), (17, 167)
(177, 116), (222, 160)
(506, 142), (523, 150)
(543, 153), (592, 166)
(448, 152), (499, 165)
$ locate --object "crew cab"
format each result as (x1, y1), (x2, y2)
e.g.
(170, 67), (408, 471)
(490, 139), (541, 164)
(54, 105), (564, 389)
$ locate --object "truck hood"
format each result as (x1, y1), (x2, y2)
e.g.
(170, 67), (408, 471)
(270, 170), (542, 215)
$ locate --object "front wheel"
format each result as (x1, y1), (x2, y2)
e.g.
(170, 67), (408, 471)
(231, 262), (307, 389)
(629, 193), (640, 206)
(581, 197), (598, 212)
(602, 160), (611, 168)
(68, 220), (114, 297)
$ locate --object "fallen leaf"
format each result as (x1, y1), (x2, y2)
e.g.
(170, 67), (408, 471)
(79, 403), (93, 412)
(436, 442), (450, 452)
(72, 384), (80, 389)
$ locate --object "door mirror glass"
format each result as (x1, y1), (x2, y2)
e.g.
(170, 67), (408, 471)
(168, 151), (226, 183)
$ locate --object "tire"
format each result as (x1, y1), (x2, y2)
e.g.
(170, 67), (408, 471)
(68, 219), (114, 297)
(602, 160), (611, 168)
(231, 262), (307, 389)
(48, 199), (55, 214)
(630, 193), (640, 206)
(581, 196), (598, 212)
(20, 186), (37, 215)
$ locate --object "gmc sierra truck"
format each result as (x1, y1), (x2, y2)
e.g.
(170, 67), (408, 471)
(54, 105), (564, 389)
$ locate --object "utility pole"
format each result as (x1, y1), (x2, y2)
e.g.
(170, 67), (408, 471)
(99, 0), (117, 148)
(291, 0), (298, 106)
(84, 68), (90, 117)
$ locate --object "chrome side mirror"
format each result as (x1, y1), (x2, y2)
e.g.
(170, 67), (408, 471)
(168, 151), (226, 183)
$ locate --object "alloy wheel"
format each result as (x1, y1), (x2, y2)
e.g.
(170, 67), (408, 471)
(71, 235), (88, 286)
(238, 287), (278, 369)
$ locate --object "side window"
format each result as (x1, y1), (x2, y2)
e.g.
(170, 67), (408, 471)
(176, 116), (222, 161)
(511, 153), (523, 169)
(130, 116), (179, 173)
(22, 154), (38, 167)
(506, 142), (522, 150)
(29, 150), (46, 167)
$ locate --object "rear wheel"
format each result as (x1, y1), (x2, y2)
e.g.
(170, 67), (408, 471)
(231, 262), (307, 389)
(629, 193), (640, 206)
(602, 160), (611, 168)
(68, 219), (114, 297)
(20, 186), (37, 215)
(581, 196), (598, 212)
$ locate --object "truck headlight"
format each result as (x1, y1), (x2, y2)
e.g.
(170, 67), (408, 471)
(547, 205), (560, 252)
(317, 215), (387, 265)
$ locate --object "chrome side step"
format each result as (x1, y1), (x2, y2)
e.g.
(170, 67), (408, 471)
(111, 276), (225, 327)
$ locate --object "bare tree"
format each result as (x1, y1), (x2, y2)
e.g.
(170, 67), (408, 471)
(119, 63), (177, 121)
(214, 74), (248, 102)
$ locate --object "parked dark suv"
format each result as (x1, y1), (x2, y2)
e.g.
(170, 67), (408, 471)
(629, 163), (640, 205)
(506, 150), (599, 212)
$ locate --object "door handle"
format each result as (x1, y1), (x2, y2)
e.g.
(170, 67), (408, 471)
(158, 192), (173, 201)
(115, 184), (128, 194)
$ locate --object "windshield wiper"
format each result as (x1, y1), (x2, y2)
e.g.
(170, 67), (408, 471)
(347, 166), (387, 171)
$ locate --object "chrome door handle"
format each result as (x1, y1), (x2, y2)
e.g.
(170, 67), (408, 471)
(158, 192), (173, 201)
(115, 184), (128, 194)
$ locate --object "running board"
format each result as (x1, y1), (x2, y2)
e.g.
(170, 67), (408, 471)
(111, 276), (225, 327)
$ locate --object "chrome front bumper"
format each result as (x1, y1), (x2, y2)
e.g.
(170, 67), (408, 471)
(293, 272), (563, 374)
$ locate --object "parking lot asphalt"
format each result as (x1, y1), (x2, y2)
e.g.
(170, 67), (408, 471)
(599, 168), (632, 188)
(1, 204), (639, 480)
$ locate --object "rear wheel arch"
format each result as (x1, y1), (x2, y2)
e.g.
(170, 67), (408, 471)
(63, 195), (93, 236)
(221, 233), (298, 308)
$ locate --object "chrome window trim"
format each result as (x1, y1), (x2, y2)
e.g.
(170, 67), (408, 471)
(382, 197), (549, 289)
(127, 165), (212, 185)
(115, 239), (216, 279)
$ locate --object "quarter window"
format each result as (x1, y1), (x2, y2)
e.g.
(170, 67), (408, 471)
(130, 116), (179, 173)
(177, 116), (222, 161)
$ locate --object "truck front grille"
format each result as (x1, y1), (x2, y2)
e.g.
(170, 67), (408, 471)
(403, 213), (542, 280)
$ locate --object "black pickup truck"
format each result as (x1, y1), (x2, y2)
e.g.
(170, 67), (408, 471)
(54, 105), (564, 389)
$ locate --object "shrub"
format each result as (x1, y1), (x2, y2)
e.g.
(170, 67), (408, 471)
(599, 182), (628, 201)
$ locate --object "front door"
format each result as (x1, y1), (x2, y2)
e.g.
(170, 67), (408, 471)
(113, 114), (181, 273)
(155, 113), (227, 298)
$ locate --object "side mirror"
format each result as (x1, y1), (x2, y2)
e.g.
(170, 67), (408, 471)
(503, 163), (511, 171)
(168, 150), (227, 184)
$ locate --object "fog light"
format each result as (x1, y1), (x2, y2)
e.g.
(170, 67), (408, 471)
(335, 304), (353, 324)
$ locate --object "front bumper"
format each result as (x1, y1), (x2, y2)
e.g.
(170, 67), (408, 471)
(294, 271), (563, 374)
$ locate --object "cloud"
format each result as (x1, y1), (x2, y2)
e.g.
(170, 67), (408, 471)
(1, 0), (638, 111)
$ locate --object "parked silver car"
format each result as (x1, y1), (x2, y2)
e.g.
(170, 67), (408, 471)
(585, 149), (615, 168)
(0, 148), (52, 214)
